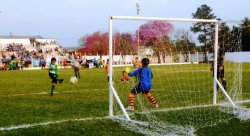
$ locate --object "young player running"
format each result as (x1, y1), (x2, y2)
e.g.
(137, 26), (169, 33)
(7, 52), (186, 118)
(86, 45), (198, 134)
(126, 58), (158, 111)
(49, 58), (64, 96)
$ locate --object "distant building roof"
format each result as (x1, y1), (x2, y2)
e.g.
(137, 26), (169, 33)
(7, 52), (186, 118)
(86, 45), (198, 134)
(0, 35), (44, 39)
(65, 46), (83, 52)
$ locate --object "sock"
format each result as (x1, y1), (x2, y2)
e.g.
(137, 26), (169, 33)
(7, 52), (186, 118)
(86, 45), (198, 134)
(51, 85), (55, 94)
(128, 93), (135, 107)
(145, 93), (157, 105)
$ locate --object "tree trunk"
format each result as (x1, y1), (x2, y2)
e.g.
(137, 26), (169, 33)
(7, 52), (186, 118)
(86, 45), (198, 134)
(100, 55), (102, 61)
(162, 53), (166, 63)
(203, 51), (208, 63)
(157, 53), (161, 63)
(184, 54), (188, 62)
(121, 54), (125, 64)
(100, 54), (102, 62)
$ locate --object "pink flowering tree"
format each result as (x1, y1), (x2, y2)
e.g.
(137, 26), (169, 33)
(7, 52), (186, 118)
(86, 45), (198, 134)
(137, 21), (174, 63)
(81, 31), (109, 59)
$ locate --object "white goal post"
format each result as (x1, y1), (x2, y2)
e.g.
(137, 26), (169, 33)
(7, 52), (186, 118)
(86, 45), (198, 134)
(108, 16), (237, 121)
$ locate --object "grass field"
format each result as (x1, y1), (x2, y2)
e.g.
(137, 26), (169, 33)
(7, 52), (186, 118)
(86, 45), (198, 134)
(0, 63), (250, 136)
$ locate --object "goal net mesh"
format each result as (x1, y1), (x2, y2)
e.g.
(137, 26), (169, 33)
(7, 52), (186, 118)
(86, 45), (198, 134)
(110, 17), (244, 135)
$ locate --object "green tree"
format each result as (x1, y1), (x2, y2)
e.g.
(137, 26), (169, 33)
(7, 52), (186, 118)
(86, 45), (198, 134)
(174, 30), (196, 62)
(191, 4), (217, 62)
(241, 17), (250, 28)
(218, 22), (241, 52)
(241, 17), (250, 51)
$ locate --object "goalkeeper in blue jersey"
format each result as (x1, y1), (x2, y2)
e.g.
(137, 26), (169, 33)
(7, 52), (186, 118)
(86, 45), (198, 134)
(126, 58), (158, 111)
(211, 46), (227, 91)
(49, 58), (64, 96)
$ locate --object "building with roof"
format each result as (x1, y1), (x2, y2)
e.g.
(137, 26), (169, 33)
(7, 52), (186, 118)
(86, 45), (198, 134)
(0, 35), (61, 51)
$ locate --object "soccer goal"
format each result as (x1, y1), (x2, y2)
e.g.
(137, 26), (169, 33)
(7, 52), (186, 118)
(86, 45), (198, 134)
(108, 16), (248, 135)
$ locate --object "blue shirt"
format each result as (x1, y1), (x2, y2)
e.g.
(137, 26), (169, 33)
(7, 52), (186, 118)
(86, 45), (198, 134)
(128, 67), (153, 90)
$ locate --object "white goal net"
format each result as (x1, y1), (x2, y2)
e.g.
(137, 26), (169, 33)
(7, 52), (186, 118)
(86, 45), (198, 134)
(108, 16), (247, 135)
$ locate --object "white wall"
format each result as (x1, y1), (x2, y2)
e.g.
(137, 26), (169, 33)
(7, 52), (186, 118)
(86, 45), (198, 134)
(81, 55), (135, 64)
(0, 39), (31, 47)
(226, 52), (250, 62)
(35, 39), (55, 44)
(80, 52), (250, 64)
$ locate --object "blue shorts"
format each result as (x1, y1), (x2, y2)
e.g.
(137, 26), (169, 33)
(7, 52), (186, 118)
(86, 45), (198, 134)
(131, 85), (149, 95)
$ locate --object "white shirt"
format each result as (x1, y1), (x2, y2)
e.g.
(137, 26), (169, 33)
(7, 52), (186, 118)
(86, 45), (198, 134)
(74, 60), (80, 67)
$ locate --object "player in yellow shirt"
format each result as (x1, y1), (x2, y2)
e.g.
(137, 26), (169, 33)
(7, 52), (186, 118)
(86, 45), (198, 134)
(133, 57), (141, 82)
(133, 57), (141, 68)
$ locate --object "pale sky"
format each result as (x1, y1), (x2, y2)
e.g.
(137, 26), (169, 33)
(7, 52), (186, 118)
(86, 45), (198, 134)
(0, 0), (249, 47)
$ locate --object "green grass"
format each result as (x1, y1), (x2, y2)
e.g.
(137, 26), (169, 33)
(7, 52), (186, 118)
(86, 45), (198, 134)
(0, 63), (250, 136)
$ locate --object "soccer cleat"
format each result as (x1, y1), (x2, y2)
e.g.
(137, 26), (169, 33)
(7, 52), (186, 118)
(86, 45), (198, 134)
(50, 92), (53, 96)
(153, 104), (159, 108)
(125, 106), (135, 111)
(59, 79), (64, 84)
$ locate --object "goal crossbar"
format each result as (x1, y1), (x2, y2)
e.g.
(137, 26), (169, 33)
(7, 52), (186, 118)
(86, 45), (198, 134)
(110, 16), (218, 23)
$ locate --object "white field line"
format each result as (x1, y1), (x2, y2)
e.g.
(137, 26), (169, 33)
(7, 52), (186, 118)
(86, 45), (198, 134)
(143, 104), (214, 114)
(236, 99), (250, 104)
(0, 116), (108, 131)
(2, 88), (247, 97)
(1, 100), (250, 131)
(116, 100), (250, 116)
(0, 89), (107, 97)
(152, 100), (250, 113)
(21, 63), (196, 70)
(0, 91), (78, 97)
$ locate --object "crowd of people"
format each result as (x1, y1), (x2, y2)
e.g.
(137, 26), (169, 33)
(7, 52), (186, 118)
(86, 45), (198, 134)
(0, 42), (110, 71)
(0, 43), (64, 70)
